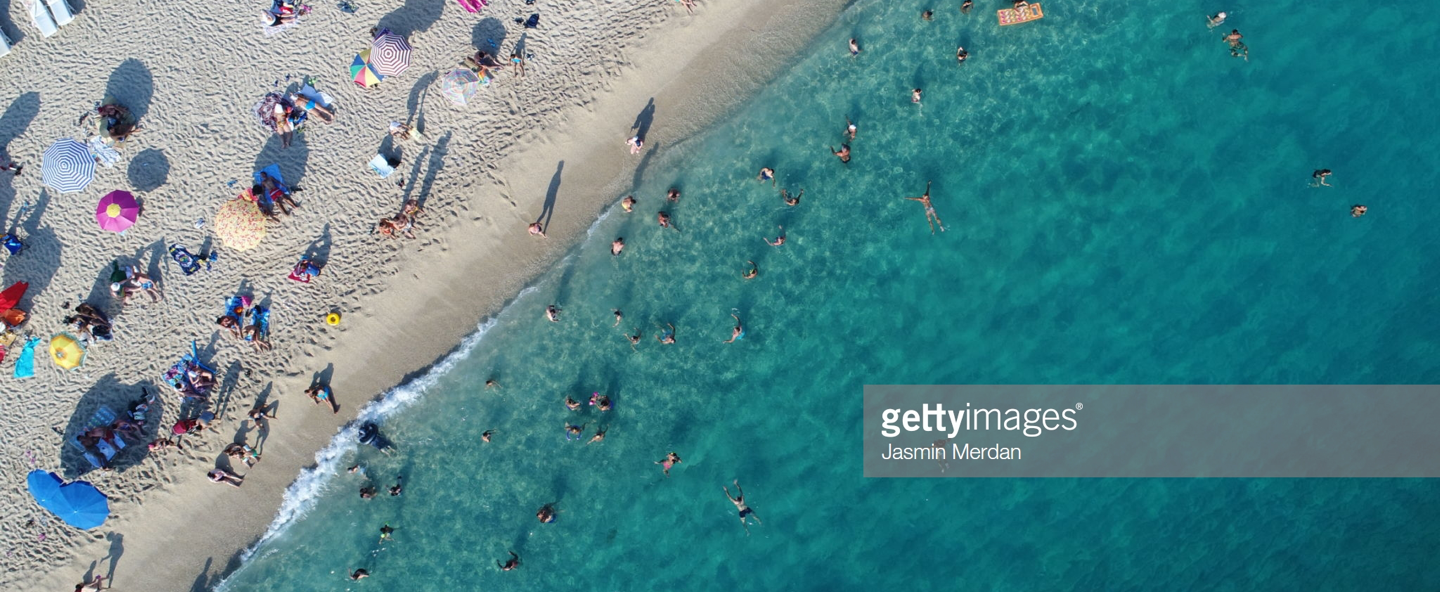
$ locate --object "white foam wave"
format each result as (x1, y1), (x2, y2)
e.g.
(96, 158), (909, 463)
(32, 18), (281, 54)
(585, 200), (619, 239)
(214, 289), (534, 589)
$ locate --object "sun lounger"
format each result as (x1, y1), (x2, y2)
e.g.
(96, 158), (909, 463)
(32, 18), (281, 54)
(0, 29), (13, 58)
(46, 0), (74, 26)
(67, 406), (119, 453)
(31, 0), (58, 37)
(369, 154), (397, 178)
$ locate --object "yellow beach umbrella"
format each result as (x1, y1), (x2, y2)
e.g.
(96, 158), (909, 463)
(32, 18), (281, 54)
(49, 333), (86, 370)
(214, 194), (267, 250)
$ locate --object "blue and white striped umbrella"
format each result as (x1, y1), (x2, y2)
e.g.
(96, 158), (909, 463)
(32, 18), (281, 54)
(41, 139), (95, 194)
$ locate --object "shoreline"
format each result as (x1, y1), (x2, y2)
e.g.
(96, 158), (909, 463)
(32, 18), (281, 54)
(4, 0), (847, 589)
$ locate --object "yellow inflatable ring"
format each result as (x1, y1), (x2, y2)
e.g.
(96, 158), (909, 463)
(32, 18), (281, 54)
(325, 313), (341, 326)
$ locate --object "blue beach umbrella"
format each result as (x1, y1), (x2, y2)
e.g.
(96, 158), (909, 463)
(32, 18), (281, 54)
(40, 138), (95, 194)
(26, 470), (109, 529)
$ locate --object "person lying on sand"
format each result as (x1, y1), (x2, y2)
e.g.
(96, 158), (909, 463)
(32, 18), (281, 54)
(224, 442), (261, 467)
(259, 172), (299, 215)
(207, 468), (244, 487)
(306, 383), (339, 414)
(147, 438), (182, 452)
(217, 315), (242, 339)
(289, 92), (334, 124)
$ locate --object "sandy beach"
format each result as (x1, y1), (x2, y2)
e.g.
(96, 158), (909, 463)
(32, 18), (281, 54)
(0, 0), (841, 589)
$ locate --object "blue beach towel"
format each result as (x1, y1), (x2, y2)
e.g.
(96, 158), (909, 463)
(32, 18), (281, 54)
(254, 164), (290, 192)
(246, 307), (271, 341)
(13, 336), (38, 378)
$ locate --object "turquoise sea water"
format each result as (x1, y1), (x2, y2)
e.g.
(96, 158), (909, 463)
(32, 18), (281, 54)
(218, 1), (1440, 590)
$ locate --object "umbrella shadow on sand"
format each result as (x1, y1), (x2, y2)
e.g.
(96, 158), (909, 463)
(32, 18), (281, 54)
(104, 59), (153, 120)
(303, 224), (332, 267)
(126, 148), (169, 192)
(377, 0), (444, 38)
(58, 373), (160, 479)
(1, 191), (60, 304)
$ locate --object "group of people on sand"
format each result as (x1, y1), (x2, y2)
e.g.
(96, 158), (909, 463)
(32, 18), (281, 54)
(109, 263), (161, 306)
(376, 199), (424, 239)
(253, 171), (301, 221)
(64, 303), (114, 343)
(62, 389), (159, 472)
(216, 296), (273, 352)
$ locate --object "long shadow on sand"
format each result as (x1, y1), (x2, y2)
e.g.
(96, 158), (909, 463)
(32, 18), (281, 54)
(535, 161), (563, 230)
(0, 92), (39, 230)
(378, 0), (444, 38)
(1, 191), (59, 302)
(632, 98), (656, 142)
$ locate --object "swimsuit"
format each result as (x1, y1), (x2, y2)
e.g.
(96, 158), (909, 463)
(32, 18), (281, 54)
(739, 508), (753, 518)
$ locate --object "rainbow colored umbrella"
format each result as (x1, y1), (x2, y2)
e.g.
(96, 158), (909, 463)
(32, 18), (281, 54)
(215, 193), (267, 250)
(438, 69), (481, 107)
(369, 29), (412, 76)
(351, 49), (384, 88)
(96, 190), (139, 233)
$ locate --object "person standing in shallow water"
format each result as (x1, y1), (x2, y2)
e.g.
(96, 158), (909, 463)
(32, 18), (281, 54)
(830, 144), (850, 163)
(743, 261), (758, 280)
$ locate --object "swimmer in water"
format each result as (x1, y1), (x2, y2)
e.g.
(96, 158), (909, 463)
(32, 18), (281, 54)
(845, 117), (857, 140)
(904, 181), (946, 234)
(379, 524), (395, 542)
(611, 237), (625, 256)
(757, 167), (776, 186)
(621, 195), (636, 212)
(764, 225), (786, 247)
(782, 188), (802, 206)
(528, 222), (546, 237)
(1224, 29), (1248, 61)
(1351, 204), (1367, 218)
(485, 379), (499, 390)
(666, 187), (680, 202)
(1207, 11), (1226, 28)
(351, 569), (370, 580)
(588, 426), (607, 445)
(743, 261), (758, 280)
(849, 38), (860, 56)
(1311, 169), (1332, 187)
(912, 88), (923, 104)
(961, 0), (972, 13)
(830, 144), (851, 163)
(723, 479), (762, 535)
(537, 504), (557, 523)
(613, 309), (624, 327)
(922, 9), (933, 20)
(566, 396), (581, 411)
(482, 430), (495, 443)
(956, 46), (968, 64)
(724, 313), (745, 344)
(597, 396), (613, 411)
(658, 211), (679, 231)
(565, 423), (586, 441)
(627, 328), (643, 351)
(498, 551), (519, 571)
(656, 451), (682, 476)
(657, 323), (676, 344)
(388, 476), (403, 496)
(545, 305), (561, 322)
(360, 487), (376, 499)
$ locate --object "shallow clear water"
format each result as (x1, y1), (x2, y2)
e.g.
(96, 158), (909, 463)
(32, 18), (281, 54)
(219, 1), (1440, 590)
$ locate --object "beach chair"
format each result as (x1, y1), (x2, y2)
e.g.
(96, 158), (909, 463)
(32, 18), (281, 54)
(369, 154), (396, 178)
(30, 0), (58, 37)
(66, 406), (119, 471)
(46, 0), (75, 26)
(0, 29), (13, 58)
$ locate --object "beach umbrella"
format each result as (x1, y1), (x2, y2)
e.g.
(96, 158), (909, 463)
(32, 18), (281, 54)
(95, 190), (139, 233)
(350, 49), (383, 88)
(41, 139), (95, 194)
(26, 470), (109, 529)
(369, 30), (412, 76)
(439, 69), (481, 107)
(215, 194), (267, 250)
(49, 333), (86, 370)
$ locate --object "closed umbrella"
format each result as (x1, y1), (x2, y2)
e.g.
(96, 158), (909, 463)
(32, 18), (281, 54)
(41, 139), (95, 194)
(369, 29), (412, 76)
(215, 193), (267, 250)
(439, 69), (481, 107)
(49, 333), (86, 370)
(96, 190), (139, 233)
(350, 49), (384, 88)
(27, 470), (109, 529)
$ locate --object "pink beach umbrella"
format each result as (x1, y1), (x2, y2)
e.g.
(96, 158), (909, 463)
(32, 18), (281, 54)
(96, 190), (139, 233)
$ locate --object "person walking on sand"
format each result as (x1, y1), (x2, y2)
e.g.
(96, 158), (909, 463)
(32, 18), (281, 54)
(830, 144), (851, 163)
(904, 181), (946, 234)
(510, 52), (526, 77)
(528, 222), (546, 237)
(657, 323), (676, 344)
(743, 261), (758, 280)
(656, 451), (682, 476)
(724, 479), (762, 535)
(765, 225), (786, 247)
(1311, 169), (1333, 187)
(306, 383), (338, 414)
(724, 313), (745, 344)
(627, 135), (644, 154)
(499, 551), (520, 571)
(757, 167), (776, 185)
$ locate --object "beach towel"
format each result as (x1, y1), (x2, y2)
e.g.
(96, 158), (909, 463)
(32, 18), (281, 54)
(66, 407), (118, 455)
(369, 154), (396, 178)
(168, 243), (208, 276)
(162, 342), (213, 397)
(31, 0), (58, 38)
(455, 0), (487, 13)
(13, 336), (38, 378)
(288, 260), (320, 283)
(87, 137), (120, 167)
(222, 294), (250, 325)
(253, 164), (290, 192)
(246, 306), (271, 342)
(45, 0), (74, 26)
(296, 84), (335, 111)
